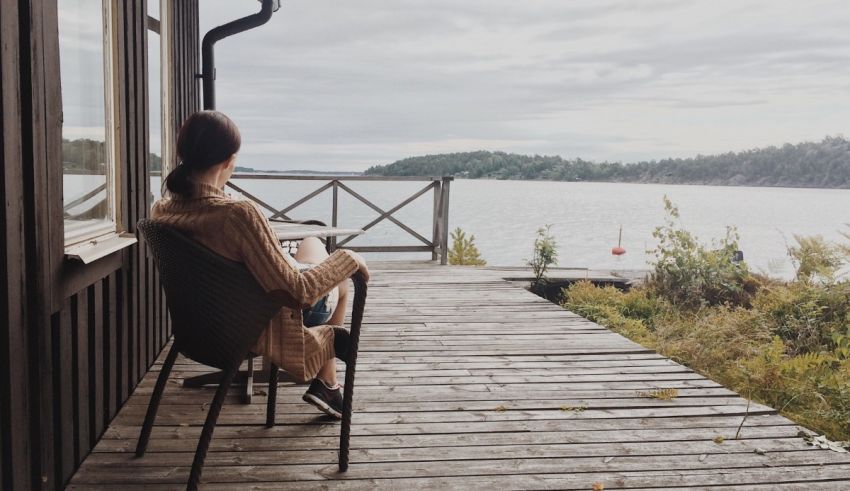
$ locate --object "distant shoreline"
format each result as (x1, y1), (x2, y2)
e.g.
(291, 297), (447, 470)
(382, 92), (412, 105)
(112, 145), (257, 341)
(363, 175), (850, 191)
(363, 137), (850, 190)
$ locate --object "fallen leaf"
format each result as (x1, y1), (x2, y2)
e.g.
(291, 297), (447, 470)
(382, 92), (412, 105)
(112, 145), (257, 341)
(592, 483), (604, 491)
(636, 388), (678, 400)
(494, 405), (508, 412)
(603, 456), (615, 463)
(713, 436), (725, 444)
(698, 454), (708, 462)
(560, 403), (588, 412)
(754, 448), (766, 455)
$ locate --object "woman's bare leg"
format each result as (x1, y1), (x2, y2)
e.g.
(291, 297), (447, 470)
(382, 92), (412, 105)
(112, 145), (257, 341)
(295, 237), (348, 386)
(294, 237), (350, 325)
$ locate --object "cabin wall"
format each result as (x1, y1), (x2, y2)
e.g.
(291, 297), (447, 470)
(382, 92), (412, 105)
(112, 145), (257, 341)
(0, 1), (200, 490)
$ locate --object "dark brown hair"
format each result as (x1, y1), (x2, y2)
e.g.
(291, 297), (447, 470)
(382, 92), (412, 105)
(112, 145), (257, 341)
(163, 110), (241, 196)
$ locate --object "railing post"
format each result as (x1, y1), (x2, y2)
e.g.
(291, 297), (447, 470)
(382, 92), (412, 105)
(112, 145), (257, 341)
(439, 177), (451, 265)
(330, 180), (339, 252)
(431, 180), (442, 261)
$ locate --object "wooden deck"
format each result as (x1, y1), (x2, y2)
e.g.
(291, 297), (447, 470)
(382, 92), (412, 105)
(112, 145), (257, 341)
(69, 262), (850, 490)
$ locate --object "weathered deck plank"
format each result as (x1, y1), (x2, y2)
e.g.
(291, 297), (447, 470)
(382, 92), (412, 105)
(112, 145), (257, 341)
(69, 262), (850, 489)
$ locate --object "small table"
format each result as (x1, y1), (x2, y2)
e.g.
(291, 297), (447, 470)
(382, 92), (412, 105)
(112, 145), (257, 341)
(182, 221), (365, 401)
(270, 223), (364, 242)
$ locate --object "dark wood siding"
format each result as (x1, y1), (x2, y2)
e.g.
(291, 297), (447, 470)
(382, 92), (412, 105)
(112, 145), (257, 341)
(0, 1), (199, 489)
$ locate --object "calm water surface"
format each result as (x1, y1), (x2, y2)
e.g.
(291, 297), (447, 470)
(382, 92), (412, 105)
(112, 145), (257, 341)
(146, 177), (850, 277)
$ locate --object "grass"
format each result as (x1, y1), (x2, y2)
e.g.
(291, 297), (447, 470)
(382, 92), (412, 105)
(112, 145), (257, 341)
(559, 199), (850, 442)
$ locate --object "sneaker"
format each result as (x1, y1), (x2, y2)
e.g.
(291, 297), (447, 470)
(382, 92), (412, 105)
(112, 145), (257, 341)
(302, 379), (343, 419)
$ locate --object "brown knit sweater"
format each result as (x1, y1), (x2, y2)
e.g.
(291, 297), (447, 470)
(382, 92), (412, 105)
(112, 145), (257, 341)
(151, 180), (359, 381)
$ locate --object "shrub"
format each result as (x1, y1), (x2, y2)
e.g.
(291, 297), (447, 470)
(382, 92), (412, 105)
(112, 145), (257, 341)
(527, 224), (557, 286)
(448, 227), (486, 266)
(564, 281), (666, 325)
(563, 282), (660, 346)
(788, 234), (848, 284)
(735, 338), (850, 440)
(648, 196), (753, 308)
(652, 306), (771, 377)
(753, 281), (850, 355)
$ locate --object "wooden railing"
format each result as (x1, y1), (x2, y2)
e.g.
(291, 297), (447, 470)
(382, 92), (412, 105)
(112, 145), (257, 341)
(225, 174), (453, 264)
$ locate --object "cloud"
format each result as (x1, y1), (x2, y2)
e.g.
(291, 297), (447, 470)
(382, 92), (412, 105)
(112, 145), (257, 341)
(197, 0), (850, 171)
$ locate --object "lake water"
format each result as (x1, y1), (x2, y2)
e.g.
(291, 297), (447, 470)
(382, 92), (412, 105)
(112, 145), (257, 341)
(147, 177), (850, 277)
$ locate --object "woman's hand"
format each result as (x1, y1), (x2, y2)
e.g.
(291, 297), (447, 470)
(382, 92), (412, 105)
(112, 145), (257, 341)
(347, 250), (370, 282)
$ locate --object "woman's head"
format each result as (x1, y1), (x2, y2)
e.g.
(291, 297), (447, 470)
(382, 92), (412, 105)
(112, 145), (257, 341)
(163, 110), (241, 196)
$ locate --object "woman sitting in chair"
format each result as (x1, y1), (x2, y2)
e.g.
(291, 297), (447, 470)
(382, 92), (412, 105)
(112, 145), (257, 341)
(152, 110), (369, 418)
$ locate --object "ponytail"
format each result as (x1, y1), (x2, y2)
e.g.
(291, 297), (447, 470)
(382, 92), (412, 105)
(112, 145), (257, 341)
(163, 161), (193, 196)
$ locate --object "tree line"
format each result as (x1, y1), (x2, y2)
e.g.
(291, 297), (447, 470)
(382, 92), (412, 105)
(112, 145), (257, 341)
(364, 136), (850, 188)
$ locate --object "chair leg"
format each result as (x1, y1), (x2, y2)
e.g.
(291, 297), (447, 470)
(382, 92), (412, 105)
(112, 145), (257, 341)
(339, 273), (367, 472)
(266, 364), (279, 428)
(187, 365), (238, 491)
(135, 343), (180, 457)
(243, 355), (255, 404)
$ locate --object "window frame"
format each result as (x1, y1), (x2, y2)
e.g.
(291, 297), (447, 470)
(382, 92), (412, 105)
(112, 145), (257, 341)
(148, 0), (174, 202)
(61, 0), (123, 250)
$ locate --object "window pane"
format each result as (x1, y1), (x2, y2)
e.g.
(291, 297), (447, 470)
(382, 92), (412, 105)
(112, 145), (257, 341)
(58, 0), (112, 243)
(149, 26), (163, 203)
(147, 0), (160, 20)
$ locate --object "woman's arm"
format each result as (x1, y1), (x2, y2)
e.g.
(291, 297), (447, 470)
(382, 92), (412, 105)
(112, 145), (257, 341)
(227, 200), (360, 307)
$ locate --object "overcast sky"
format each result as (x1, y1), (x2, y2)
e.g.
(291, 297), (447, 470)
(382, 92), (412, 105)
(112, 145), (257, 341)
(200, 0), (850, 172)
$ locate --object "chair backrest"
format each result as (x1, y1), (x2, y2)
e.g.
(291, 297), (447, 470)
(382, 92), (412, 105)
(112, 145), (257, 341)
(138, 219), (283, 370)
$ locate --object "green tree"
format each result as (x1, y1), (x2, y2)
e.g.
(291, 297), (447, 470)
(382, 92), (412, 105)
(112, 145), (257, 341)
(448, 228), (486, 266)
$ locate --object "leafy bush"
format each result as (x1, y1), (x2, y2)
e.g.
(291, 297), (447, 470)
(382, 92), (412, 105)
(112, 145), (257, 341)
(753, 281), (850, 355)
(648, 196), (753, 308)
(734, 338), (850, 439)
(652, 306), (771, 376)
(527, 224), (558, 286)
(788, 234), (848, 284)
(565, 281), (666, 325)
(448, 228), (487, 266)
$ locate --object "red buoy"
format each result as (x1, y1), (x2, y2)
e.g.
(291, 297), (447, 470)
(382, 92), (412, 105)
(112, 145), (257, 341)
(612, 226), (626, 256)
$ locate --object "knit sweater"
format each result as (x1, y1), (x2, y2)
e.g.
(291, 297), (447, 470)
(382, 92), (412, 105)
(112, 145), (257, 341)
(150, 180), (359, 381)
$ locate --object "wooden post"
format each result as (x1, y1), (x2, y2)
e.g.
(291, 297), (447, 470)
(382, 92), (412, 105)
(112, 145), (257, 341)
(431, 180), (442, 261)
(330, 180), (338, 252)
(439, 177), (451, 265)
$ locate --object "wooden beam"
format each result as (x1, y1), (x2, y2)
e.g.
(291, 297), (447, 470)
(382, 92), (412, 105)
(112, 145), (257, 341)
(268, 181), (333, 220)
(335, 181), (433, 247)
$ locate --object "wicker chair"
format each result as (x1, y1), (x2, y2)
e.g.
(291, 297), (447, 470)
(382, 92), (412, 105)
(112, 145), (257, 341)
(134, 219), (367, 491)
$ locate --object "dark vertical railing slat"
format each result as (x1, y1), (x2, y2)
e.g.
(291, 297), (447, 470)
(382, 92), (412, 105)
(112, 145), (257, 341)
(73, 289), (90, 461)
(56, 300), (74, 483)
(89, 282), (105, 441)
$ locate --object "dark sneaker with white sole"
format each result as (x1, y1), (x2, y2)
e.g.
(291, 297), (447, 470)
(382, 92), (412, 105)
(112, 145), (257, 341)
(302, 379), (343, 419)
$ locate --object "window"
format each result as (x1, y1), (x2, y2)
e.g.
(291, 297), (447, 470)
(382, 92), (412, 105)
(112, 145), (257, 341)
(58, 0), (119, 247)
(148, 0), (168, 203)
